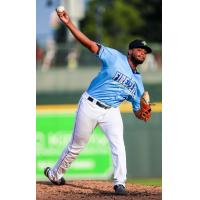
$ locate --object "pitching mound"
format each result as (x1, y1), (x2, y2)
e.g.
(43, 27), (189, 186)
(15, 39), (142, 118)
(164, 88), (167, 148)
(36, 180), (162, 200)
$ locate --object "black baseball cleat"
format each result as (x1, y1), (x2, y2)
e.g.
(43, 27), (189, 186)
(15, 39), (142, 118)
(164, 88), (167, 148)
(114, 184), (128, 195)
(44, 167), (65, 185)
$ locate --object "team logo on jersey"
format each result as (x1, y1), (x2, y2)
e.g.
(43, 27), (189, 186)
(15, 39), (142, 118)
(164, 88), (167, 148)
(113, 71), (136, 97)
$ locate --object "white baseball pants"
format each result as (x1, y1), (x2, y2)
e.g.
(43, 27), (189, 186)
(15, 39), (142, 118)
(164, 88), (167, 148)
(48, 92), (127, 186)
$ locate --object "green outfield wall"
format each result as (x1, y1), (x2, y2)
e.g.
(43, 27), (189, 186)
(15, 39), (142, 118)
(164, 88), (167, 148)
(36, 108), (161, 180)
(123, 112), (162, 178)
(36, 112), (113, 180)
(36, 83), (161, 105)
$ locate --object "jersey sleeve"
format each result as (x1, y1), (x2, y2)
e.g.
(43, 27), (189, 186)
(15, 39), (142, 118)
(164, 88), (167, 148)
(96, 44), (119, 67)
(131, 100), (141, 112)
(129, 85), (144, 112)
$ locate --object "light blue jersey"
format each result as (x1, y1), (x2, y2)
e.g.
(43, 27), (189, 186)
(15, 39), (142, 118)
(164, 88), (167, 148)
(87, 45), (144, 112)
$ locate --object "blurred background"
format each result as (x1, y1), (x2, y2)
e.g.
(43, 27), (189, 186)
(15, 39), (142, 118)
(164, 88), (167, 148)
(36, 0), (162, 186)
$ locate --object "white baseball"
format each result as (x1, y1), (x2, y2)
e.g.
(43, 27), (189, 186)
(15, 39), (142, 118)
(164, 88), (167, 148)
(57, 6), (65, 13)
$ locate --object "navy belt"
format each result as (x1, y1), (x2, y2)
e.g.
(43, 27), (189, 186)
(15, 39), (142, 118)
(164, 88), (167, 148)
(87, 97), (111, 109)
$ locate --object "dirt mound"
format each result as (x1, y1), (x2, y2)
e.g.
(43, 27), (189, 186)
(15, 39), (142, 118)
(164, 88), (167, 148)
(36, 180), (161, 200)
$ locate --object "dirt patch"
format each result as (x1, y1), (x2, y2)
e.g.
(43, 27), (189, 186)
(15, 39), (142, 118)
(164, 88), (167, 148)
(36, 180), (162, 200)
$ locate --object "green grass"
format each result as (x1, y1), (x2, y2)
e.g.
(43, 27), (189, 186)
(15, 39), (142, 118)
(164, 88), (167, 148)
(128, 178), (162, 186)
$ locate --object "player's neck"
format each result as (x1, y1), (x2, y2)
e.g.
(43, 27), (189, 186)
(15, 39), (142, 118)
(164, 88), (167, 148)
(127, 57), (138, 73)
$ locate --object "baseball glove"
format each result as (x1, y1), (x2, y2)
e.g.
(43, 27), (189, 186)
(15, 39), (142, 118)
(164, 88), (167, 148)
(135, 91), (152, 122)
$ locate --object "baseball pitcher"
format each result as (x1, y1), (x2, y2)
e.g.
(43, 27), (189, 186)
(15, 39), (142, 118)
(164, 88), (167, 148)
(44, 7), (152, 196)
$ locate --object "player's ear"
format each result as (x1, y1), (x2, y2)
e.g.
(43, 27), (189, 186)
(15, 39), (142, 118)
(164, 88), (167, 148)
(128, 49), (132, 56)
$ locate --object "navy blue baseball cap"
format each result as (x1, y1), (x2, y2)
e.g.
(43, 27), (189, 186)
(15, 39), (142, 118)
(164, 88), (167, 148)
(128, 39), (152, 53)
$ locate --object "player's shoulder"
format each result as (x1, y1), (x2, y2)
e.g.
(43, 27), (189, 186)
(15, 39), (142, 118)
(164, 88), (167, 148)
(98, 44), (126, 58)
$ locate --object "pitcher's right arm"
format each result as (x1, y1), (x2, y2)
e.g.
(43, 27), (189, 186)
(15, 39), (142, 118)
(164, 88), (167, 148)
(56, 9), (99, 54)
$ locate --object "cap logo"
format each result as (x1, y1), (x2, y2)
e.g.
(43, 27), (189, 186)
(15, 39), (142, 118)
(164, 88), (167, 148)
(142, 41), (147, 45)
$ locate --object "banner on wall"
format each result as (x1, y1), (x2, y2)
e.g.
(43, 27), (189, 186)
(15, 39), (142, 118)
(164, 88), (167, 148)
(36, 111), (113, 180)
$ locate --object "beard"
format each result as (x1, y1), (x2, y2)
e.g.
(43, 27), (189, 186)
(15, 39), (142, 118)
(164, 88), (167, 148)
(130, 55), (145, 65)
